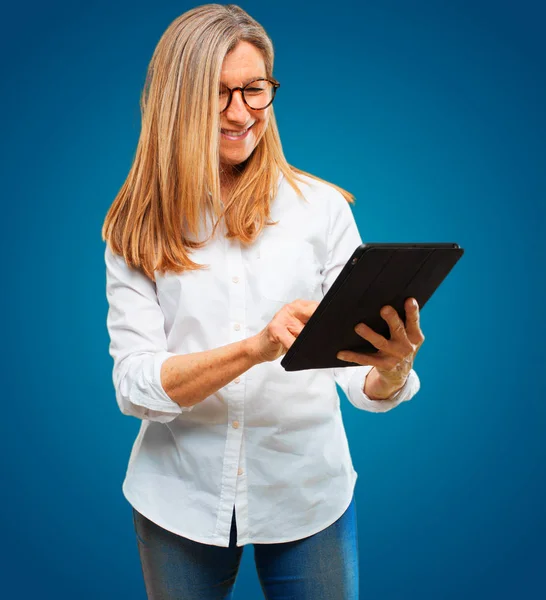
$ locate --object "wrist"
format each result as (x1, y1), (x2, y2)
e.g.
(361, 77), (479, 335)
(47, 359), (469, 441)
(243, 335), (265, 366)
(364, 368), (406, 400)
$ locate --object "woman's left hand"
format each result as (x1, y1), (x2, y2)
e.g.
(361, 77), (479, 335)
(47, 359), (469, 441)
(336, 297), (425, 389)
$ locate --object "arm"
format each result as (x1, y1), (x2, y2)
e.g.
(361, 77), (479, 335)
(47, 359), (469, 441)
(320, 189), (420, 412)
(105, 245), (261, 423)
(160, 339), (260, 408)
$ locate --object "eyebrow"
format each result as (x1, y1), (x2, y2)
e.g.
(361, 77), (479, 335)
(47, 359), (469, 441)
(219, 76), (266, 87)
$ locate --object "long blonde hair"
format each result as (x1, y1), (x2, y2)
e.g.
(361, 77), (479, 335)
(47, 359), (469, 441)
(101, 3), (354, 282)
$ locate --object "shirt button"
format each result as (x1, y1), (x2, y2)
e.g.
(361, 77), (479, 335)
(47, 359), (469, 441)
(232, 420), (240, 429)
(237, 467), (244, 476)
(234, 323), (241, 331)
(232, 276), (239, 283)
(234, 377), (241, 384)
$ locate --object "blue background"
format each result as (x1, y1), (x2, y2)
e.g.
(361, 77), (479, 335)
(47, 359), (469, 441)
(2, 0), (544, 598)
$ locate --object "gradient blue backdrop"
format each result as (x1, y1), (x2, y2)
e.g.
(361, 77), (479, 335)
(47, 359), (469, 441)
(2, 0), (544, 598)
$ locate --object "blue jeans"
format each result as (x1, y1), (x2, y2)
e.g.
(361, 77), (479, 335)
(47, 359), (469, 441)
(132, 495), (359, 599)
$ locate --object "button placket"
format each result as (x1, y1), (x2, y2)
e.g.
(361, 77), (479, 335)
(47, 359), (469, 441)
(227, 240), (246, 388)
(217, 236), (246, 539)
(233, 425), (248, 541)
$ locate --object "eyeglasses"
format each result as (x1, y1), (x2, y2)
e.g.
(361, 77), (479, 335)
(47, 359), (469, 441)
(219, 77), (280, 113)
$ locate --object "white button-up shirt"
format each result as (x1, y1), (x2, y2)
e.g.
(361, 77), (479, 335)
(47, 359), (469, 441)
(105, 173), (420, 547)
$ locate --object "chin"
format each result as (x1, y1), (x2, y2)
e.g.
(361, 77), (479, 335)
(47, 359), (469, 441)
(220, 150), (255, 167)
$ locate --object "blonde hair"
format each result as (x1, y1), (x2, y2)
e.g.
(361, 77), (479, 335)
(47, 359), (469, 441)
(101, 3), (355, 281)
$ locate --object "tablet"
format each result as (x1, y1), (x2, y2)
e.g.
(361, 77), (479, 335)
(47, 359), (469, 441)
(280, 242), (464, 371)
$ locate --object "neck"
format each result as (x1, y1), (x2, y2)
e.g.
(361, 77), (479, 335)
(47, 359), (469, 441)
(220, 166), (243, 202)
(220, 163), (237, 182)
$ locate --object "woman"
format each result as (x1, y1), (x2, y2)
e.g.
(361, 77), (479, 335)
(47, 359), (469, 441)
(102, 4), (424, 599)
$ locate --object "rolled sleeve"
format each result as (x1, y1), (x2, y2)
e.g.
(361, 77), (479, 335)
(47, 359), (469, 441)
(105, 245), (194, 422)
(346, 366), (420, 413)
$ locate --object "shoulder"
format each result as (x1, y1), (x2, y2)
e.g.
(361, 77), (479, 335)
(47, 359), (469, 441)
(289, 171), (339, 194)
(283, 170), (350, 211)
(104, 243), (130, 271)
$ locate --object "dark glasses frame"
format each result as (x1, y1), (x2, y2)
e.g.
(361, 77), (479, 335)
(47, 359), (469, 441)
(219, 77), (280, 113)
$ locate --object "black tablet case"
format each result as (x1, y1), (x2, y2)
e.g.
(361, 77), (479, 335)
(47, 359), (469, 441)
(280, 243), (464, 372)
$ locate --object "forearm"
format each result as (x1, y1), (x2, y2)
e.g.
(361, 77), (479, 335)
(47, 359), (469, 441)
(161, 336), (262, 408)
(364, 367), (406, 400)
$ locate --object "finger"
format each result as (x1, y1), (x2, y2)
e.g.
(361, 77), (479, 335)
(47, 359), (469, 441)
(286, 319), (305, 338)
(355, 322), (411, 359)
(354, 322), (390, 352)
(380, 305), (408, 343)
(404, 298), (425, 345)
(336, 350), (398, 370)
(287, 299), (320, 323)
(281, 331), (297, 349)
(270, 321), (297, 350)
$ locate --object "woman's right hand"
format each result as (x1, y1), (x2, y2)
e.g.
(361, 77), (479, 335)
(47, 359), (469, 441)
(248, 299), (320, 363)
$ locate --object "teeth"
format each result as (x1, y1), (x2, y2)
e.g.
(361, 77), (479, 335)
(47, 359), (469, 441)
(222, 125), (252, 136)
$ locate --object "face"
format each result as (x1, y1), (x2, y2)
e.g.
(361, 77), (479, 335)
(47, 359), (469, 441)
(218, 41), (270, 172)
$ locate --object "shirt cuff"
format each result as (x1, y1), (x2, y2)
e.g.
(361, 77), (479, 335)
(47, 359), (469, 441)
(347, 367), (420, 413)
(129, 351), (195, 416)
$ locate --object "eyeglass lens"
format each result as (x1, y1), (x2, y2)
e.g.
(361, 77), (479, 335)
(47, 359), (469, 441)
(219, 80), (275, 111)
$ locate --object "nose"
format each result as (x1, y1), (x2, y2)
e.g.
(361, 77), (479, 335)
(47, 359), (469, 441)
(224, 89), (250, 122)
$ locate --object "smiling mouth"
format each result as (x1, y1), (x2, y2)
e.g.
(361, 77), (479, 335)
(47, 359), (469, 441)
(221, 123), (254, 138)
